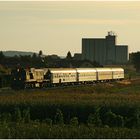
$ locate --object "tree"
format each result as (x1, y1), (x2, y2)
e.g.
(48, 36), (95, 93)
(0, 51), (4, 58)
(39, 50), (43, 57)
(32, 53), (37, 58)
(131, 52), (140, 72)
(0, 51), (5, 64)
(66, 51), (72, 60)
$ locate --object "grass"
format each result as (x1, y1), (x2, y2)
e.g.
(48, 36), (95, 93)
(0, 81), (140, 105)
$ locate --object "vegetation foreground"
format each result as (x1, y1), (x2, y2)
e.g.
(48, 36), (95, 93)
(0, 80), (140, 138)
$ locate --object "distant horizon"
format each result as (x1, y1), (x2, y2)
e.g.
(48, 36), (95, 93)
(0, 1), (140, 56)
(2, 50), (66, 57)
(1, 49), (138, 57)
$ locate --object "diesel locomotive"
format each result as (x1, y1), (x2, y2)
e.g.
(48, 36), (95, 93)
(10, 67), (124, 90)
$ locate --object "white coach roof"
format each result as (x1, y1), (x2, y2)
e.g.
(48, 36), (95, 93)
(49, 68), (77, 73)
(111, 68), (124, 71)
(76, 68), (96, 73)
(95, 68), (112, 72)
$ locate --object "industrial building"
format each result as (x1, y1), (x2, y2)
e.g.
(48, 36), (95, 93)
(82, 32), (128, 65)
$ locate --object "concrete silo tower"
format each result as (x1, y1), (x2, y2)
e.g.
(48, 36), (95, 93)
(106, 31), (116, 64)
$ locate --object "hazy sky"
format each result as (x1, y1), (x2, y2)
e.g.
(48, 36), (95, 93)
(0, 1), (140, 56)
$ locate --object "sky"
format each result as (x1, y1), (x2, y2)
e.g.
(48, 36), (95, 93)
(0, 1), (140, 56)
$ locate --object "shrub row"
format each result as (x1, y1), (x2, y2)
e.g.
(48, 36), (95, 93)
(0, 106), (140, 128)
(0, 122), (139, 139)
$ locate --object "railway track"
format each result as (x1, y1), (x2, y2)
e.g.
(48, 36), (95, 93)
(1, 78), (139, 93)
(0, 81), (115, 93)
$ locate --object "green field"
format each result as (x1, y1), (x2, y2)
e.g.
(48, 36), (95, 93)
(0, 79), (140, 138)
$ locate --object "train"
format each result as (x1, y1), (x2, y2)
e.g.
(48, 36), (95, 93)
(10, 67), (124, 90)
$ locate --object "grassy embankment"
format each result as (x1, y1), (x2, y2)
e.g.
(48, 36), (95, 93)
(0, 78), (140, 138)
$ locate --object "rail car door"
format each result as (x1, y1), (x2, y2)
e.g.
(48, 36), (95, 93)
(76, 72), (79, 82)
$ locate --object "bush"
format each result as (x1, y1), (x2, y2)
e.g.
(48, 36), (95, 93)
(22, 108), (30, 123)
(54, 109), (64, 125)
(87, 108), (102, 127)
(125, 108), (140, 128)
(69, 117), (79, 126)
(0, 113), (12, 123)
(43, 118), (52, 125)
(14, 108), (22, 122)
(104, 110), (124, 127)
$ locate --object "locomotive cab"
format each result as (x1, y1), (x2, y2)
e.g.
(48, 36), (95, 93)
(11, 67), (26, 90)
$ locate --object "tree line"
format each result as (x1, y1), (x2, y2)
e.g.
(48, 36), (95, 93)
(0, 51), (101, 72)
(1, 50), (140, 73)
(129, 52), (140, 72)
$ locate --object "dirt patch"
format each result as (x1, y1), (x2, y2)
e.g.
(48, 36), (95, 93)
(104, 83), (114, 87)
(117, 80), (131, 85)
